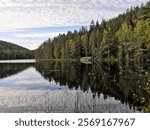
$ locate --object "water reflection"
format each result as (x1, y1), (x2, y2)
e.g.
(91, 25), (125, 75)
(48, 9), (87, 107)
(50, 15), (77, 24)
(0, 63), (34, 79)
(0, 60), (149, 113)
(35, 61), (150, 112)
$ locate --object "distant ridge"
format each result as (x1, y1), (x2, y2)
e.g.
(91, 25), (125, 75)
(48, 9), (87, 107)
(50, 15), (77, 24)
(0, 40), (34, 60)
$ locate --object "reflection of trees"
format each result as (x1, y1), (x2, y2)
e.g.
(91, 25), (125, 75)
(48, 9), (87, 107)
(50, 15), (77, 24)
(35, 61), (150, 112)
(0, 63), (34, 79)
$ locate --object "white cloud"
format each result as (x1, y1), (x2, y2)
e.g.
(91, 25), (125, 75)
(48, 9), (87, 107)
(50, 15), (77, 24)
(15, 41), (42, 50)
(14, 32), (66, 38)
(0, 26), (80, 49)
(0, 0), (148, 29)
(0, 0), (149, 49)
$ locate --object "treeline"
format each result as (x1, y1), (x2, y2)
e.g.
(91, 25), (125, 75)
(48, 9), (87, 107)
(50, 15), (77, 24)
(35, 2), (150, 62)
(0, 40), (34, 60)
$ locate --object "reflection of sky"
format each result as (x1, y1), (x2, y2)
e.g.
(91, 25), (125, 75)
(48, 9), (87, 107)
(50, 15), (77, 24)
(0, 67), (67, 90)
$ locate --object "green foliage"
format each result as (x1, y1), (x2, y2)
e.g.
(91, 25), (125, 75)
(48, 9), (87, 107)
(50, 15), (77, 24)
(81, 33), (89, 56)
(0, 40), (34, 60)
(35, 1), (150, 62)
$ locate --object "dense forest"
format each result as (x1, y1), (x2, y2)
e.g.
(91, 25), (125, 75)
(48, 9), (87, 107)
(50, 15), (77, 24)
(0, 40), (34, 60)
(35, 2), (150, 62)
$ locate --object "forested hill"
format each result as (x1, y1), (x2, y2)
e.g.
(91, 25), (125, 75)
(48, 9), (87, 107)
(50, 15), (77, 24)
(0, 40), (34, 60)
(35, 2), (150, 62)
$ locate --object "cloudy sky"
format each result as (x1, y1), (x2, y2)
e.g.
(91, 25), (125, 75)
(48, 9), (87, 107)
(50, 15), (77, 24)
(0, 0), (149, 50)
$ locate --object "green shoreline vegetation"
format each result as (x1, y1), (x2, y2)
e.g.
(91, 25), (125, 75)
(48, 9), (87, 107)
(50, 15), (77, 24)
(35, 2), (150, 63)
(33, 2), (150, 112)
(0, 1), (149, 112)
(0, 40), (34, 60)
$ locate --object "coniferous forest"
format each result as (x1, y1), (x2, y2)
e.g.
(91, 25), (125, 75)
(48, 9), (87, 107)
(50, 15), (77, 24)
(35, 2), (150, 62)
(0, 1), (150, 113)
(0, 40), (34, 60)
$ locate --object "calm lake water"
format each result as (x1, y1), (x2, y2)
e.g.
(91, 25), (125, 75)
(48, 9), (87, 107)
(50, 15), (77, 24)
(0, 60), (149, 113)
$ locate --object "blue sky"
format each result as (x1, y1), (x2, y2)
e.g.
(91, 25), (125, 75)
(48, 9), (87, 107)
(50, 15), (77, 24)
(0, 25), (84, 49)
(0, 0), (149, 50)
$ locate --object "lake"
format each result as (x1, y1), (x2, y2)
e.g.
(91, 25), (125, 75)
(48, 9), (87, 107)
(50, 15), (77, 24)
(0, 59), (149, 113)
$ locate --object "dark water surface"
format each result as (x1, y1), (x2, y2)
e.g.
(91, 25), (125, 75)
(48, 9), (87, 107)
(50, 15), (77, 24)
(0, 60), (149, 113)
